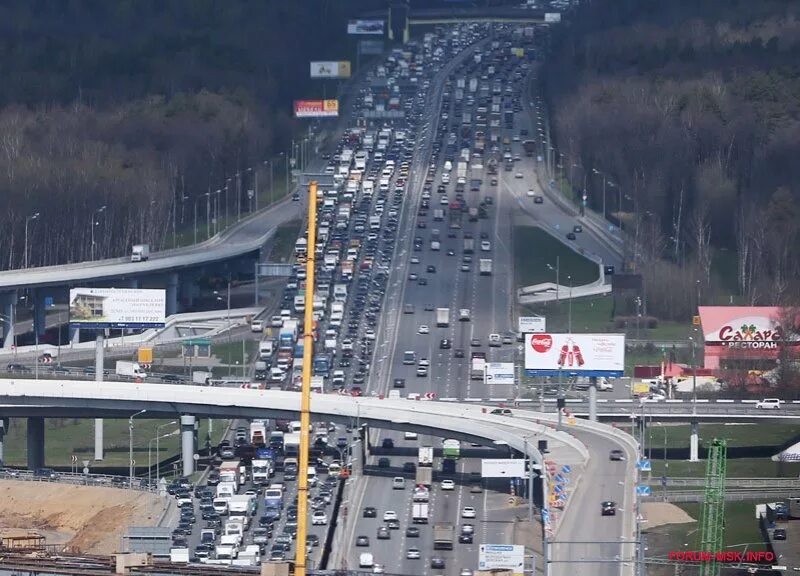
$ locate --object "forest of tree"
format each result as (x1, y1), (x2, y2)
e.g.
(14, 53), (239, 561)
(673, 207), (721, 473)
(541, 0), (800, 319)
(0, 0), (382, 269)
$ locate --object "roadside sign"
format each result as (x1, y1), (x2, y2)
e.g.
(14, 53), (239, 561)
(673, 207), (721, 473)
(638, 459), (651, 471)
(636, 485), (651, 496)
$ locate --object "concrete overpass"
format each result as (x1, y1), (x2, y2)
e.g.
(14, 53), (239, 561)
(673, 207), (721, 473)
(0, 197), (300, 349)
(0, 378), (640, 576)
(362, 2), (555, 44)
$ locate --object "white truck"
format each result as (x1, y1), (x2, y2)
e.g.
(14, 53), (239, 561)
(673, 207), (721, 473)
(479, 258), (493, 276)
(436, 308), (449, 328)
(115, 361), (146, 379)
(192, 370), (212, 385)
(215, 544), (238, 561)
(131, 244), (150, 262)
(170, 547), (190, 563)
(412, 503), (429, 524)
(232, 545), (261, 566)
(228, 495), (255, 518)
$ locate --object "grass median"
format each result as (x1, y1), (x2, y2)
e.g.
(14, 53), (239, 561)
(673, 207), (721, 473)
(513, 225), (599, 289)
(2, 417), (229, 470)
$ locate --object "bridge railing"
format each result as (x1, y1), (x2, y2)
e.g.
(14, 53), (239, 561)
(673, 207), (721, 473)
(0, 468), (156, 492)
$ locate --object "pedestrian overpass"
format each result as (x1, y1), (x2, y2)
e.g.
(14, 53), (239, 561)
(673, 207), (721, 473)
(363, 3), (552, 44)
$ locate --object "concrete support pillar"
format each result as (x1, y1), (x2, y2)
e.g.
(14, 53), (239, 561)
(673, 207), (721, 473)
(32, 289), (48, 338)
(94, 333), (105, 461)
(166, 273), (179, 317)
(27, 417), (45, 471)
(180, 280), (196, 308)
(0, 418), (7, 465)
(69, 325), (80, 344)
(689, 420), (700, 462)
(1, 290), (16, 349)
(181, 415), (196, 477)
(588, 382), (597, 422)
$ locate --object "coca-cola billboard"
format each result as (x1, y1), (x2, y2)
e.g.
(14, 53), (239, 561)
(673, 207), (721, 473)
(524, 333), (625, 377)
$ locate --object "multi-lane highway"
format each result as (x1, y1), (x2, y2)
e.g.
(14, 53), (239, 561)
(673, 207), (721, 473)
(330, 25), (633, 576)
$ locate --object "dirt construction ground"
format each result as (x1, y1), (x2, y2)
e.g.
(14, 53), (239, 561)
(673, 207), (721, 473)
(0, 480), (170, 554)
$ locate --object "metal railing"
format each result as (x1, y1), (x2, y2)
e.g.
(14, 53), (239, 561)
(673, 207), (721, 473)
(644, 477), (800, 489)
(0, 468), (156, 492)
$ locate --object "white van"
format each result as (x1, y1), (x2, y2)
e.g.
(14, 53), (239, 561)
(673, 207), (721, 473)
(307, 466), (318, 487)
(359, 553), (374, 568)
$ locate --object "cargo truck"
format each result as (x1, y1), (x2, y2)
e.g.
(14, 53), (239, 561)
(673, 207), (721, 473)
(479, 258), (493, 276)
(415, 467), (433, 487)
(468, 207), (479, 222)
(284, 432), (301, 457)
(470, 352), (486, 381)
(192, 370), (212, 385)
(463, 238), (474, 254)
(443, 439), (461, 459)
(250, 421), (267, 445)
(115, 361), (147, 379)
(254, 361), (268, 381)
(219, 461), (240, 490)
(523, 140), (536, 157)
(433, 523), (455, 550)
(131, 244), (150, 262)
(251, 459), (273, 484)
(412, 503), (429, 524)
(418, 446), (434, 466)
(433, 209), (444, 222)
(436, 308), (449, 328)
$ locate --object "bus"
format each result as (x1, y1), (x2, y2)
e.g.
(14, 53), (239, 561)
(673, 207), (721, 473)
(442, 439), (461, 459)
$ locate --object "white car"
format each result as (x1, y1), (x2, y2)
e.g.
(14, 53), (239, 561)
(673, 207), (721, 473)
(441, 479), (455, 491)
(418, 325), (430, 334)
(407, 548), (421, 559)
(365, 329), (376, 340)
(250, 320), (263, 333)
(481, 240), (491, 251)
(515, 172), (523, 179)
(383, 510), (398, 521)
(312, 510), (328, 525)
(404, 431), (418, 440)
(756, 398), (782, 409)
(461, 506), (477, 519)
(373, 565), (385, 574)
(526, 189), (535, 197)
(410, 256), (420, 264)
(488, 333), (501, 347)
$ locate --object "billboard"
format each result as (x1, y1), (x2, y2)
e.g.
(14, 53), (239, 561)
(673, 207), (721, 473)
(294, 99), (339, 118)
(545, 12), (562, 23)
(347, 19), (384, 35)
(481, 459), (525, 478)
(69, 288), (166, 329)
(485, 363), (515, 385)
(479, 544), (525, 576)
(519, 316), (546, 333)
(524, 333), (625, 377)
(310, 61), (351, 79)
(698, 306), (795, 348)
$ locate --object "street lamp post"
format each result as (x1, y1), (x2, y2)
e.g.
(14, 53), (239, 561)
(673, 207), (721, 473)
(149, 428), (179, 487)
(90, 205), (107, 261)
(24, 212), (40, 268)
(567, 276), (573, 333)
(593, 168), (607, 220)
(152, 420), (178, 483)
(690, 336), (697, 415)
(547, 256), (560, 302)
(129, 409), (147, 488)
